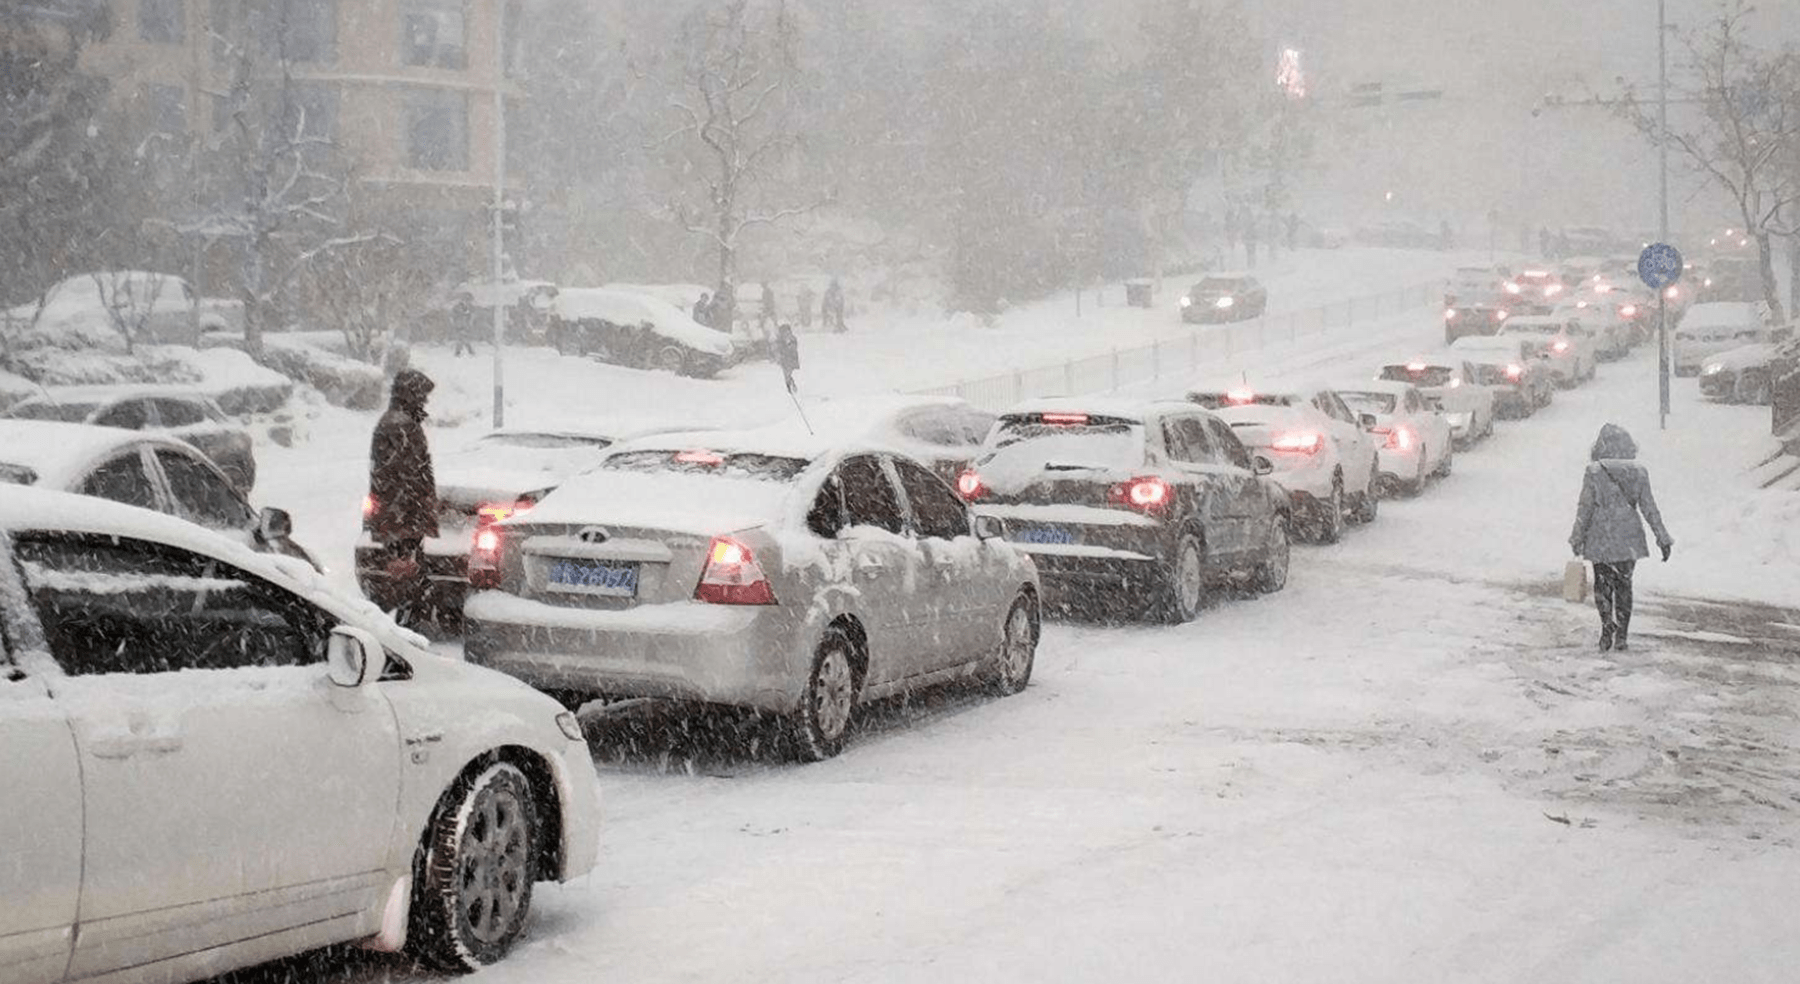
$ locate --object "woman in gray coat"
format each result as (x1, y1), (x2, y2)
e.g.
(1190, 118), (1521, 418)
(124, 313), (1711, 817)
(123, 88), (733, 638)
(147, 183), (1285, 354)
(1569, 423), (1673, 651)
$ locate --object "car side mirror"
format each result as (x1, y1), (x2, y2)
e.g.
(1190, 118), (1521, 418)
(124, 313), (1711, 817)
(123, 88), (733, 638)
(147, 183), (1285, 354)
(257, 506), (293, 542)
(1252, 455), (1274, 477)
(973, 514), (1005, 541)
(326, 625), (384, 688)
(1358, 412), (1378, 430)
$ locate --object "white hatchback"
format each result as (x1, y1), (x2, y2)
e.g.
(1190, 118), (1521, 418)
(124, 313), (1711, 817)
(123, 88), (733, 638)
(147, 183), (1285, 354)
(0, 488), (599, 984)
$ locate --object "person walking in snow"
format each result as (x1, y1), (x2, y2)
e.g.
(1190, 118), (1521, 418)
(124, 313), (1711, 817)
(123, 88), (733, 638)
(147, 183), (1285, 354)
(367, 368), (440, 620)
(693, 291), (713, 327)
(774, 323), (801, 393)
(450, 296), (476, 356)
(759, 281), (778, 332)
(795, 281), (816, 329)
(1569, 423), (1673, 652)
(822, 277), (847, 334)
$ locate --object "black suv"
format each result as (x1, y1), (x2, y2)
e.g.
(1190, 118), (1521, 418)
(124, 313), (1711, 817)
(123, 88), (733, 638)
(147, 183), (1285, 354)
(955, 400), (1291, 623)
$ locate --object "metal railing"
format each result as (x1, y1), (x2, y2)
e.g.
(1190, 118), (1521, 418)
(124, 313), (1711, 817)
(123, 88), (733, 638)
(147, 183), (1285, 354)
(912, 281), (1442, 410)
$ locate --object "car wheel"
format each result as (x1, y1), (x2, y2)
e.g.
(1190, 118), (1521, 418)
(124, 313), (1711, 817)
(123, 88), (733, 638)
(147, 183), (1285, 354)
(1403, 449), (1429, 497)
(1433, 442), (1455, 478)
(655, 345), (687, 374)
(1352, 465), (1381, 523)
(792, 627), (859, 761)
(409, 762), (538, 971)
(989, 596), (1037, 695)
(1251, 516), (1290, 593)
(1313, 480), (1345, 544)
(1154, 529), (1207, 623)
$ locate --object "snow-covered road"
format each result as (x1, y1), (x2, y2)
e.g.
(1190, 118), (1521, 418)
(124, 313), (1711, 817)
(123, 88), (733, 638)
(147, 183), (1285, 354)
(231, 277), (1800, 983)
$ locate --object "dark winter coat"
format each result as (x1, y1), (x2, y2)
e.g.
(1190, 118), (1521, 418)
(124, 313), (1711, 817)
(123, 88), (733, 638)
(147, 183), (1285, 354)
(1570, 424), (1673, 563)
(775, 327), (800, 372)
(368, 369), (439, 544)
(822, 282), (845, 318)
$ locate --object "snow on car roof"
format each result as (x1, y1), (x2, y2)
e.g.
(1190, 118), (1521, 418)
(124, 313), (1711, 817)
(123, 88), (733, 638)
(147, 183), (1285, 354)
(520, 468), (800, 536)
(552, 287), (735, 356)
(0, 420), (188, 489)
(1185, 376), (1329, 399)
(1001, 397), (1191, 422)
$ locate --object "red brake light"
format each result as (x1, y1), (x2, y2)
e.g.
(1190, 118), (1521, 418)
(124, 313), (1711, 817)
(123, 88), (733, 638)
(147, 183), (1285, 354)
(1492, 309), (1508, 322)
(1107, 476), (1171, 511)
(955, 469), (986, 501)
(1505, 363), (1524, 380)
(1040, 412), (1090, 426)
(477, 500), (535, 525)
(1407, 361), (1428, 372)
(1444, 308), (1458, 320)
(362, 495), (376, 518)
(1226, 387), (1256, 405)
(1504, 282), (1522, 294)
(1270, 432), (1325, 454)
(675, 450), (725, 465)
(469, 527), (503, 589)
(1383, 426), (1415, 451)
(696, 536), (777, 605)
(1619, 304), (1638, 318)
(1552, 339), (1570, 354)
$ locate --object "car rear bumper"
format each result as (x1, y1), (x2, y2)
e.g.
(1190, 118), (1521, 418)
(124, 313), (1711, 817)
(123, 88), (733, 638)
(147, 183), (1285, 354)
(462, 592), (806, 713)
(1376, 446), (1423, 482)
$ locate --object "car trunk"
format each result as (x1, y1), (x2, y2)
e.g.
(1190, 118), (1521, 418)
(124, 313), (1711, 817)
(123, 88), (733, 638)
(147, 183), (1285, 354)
(489, 520), (717, 611)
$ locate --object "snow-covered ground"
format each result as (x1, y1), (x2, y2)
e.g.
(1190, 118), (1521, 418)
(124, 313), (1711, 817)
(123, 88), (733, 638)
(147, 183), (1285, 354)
(231, 249), (1800, 984)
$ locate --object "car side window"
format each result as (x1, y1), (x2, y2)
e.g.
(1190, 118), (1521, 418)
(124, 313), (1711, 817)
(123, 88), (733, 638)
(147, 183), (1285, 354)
(151, 398), (206, 428)
(13, 533), (332, 677)
(93, 399), (150, 430)
(838, 455), (905, 535)
(898, 409), (961, 447)
(958, 409), (996, 445)
(893, 458), (971, 540)
(805, 472), (847, 539)
(1204, 417), (1252, 470)
(1167, 416), (1216, 465)
(79, 451), (160, 510)
(156, 449), (254, 529)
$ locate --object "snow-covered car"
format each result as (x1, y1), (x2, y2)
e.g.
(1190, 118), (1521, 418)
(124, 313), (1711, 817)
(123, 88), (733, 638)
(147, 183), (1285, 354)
(1179, 274), (1267, 323)
(548, 287), (737, 377)
(955, 400), (1289, 621)
(1675, 301), (1768, 376)
(1445, 264), (1512, 307)
(1449, 336), (1555, 418)
(0, 419), (315, 569)
(1552, 294), (1633, 359)
(1499, 315), (1599, 388)
(1, 271), (242, 351)
(1334, 380), (1454, 496)
(0, 487), (599, 984)
(2, 386), (257, 492)
(1500, 266), (1566, 314)
(1185, 382), (1381, 543)
(1443, 300), (1511, 343)
(1376, 358), (1496, 446)
(1698, 327), (1794, 404)
(462, 429), (1042, 761)
(356, 422), (698, 622)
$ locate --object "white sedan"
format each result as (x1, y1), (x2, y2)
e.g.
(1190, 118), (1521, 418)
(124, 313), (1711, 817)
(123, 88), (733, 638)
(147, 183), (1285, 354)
(1499, 315), (1599, 387)
(1375, 358), (1496, 446)
(0, 488), (599, 984)
(1335, 380), (1455, 496)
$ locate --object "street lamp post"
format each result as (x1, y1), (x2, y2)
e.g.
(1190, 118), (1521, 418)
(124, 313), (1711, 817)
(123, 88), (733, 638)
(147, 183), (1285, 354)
(1657, 0), (1671, 430)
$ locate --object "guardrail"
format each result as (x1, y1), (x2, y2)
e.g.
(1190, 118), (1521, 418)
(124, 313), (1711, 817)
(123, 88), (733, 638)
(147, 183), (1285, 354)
(911, 281), (1442, 410)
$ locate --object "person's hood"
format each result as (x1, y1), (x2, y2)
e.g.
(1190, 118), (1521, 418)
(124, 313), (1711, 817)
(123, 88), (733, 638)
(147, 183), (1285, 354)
(388, 368), (435, 418)
(1590, 423), (1638, 461)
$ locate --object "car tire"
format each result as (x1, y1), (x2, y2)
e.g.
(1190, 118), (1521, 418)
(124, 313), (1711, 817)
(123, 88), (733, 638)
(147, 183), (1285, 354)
(409, 762), (539, 972)
(1312, 480), (1345, 544)
(792, 627), (859, 761)
(655, 345), (687, 374)
(988, 595), (1038, 696)
(1153, 529), (1207, 623)
(1352, 465), (1381, 524)
(1403, 449), (1429, 497)
(1433, 442), (1455, 478)
(1250, 516), (1290, 594)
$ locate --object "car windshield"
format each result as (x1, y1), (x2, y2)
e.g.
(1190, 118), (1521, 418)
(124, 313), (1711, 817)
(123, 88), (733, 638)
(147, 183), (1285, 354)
(1338, 391), (1398, 414)
(4, 401), (96, 422)
(1380, 365), (1455, 386)
(1197, 278), (1243, 292)
(602, 449), (809, 482)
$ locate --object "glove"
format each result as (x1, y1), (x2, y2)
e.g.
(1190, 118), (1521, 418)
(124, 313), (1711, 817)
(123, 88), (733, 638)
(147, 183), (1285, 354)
(1660, 543), (1673, 562)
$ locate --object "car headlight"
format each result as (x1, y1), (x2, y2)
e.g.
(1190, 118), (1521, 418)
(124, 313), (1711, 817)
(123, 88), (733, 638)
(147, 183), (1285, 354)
(1179, 295), (1193, 308)
(556, 711), (586, 742)
(1702, 363), (1725, 376)
(1215, 296), (1235, 309)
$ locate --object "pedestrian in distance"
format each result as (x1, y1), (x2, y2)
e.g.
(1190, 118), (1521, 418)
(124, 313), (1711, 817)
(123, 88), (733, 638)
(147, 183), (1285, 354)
(693, 291), (712, 328)
(450, 296), (476, 357)
(796, 281), (816, 329)
(759, 281), (777, 332)
(774, 322), (801, 394)
(367, 368), (440, 621)
(1569, 423), (1673, 652)
(822, 277), (847, 334)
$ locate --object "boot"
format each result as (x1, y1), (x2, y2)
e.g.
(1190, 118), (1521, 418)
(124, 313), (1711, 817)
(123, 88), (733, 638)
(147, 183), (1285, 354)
(1599, 625), (1615, 652)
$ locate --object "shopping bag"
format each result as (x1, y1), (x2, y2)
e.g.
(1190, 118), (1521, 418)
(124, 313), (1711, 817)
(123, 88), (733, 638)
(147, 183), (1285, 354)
(1562, 560), (1590, 603)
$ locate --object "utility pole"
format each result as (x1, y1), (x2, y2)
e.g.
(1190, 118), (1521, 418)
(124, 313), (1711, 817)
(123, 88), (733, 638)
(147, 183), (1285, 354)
(1657, 0), (1671, 430)
(490, 4), (508, 428)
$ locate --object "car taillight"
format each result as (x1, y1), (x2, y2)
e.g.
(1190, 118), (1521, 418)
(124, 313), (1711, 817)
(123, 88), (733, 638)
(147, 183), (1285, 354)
(1492, 309), (1509, 322)
(1041, 412), (1090, 426)
(1552, 339), (1570, 354)
(1444, 308), (1458, 320)
(695, 537), (777, 605)
(1504, 282), (1522, 294)
(1107, 476), (1171, 511)
(469, 527), (504, 590)
(955, 469), (985, 501)
(1380, 426), (1415, 451)
(1620, 304), (1638, 318)
(362, 494), (376, 518)
(1270, 432), (1325, 454)
(1505, 363), (1524, 381)
(477, 500), (535, 525)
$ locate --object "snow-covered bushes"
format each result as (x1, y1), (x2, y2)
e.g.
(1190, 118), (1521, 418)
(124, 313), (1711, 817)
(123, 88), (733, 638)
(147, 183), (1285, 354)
(259, 335), (386, 410)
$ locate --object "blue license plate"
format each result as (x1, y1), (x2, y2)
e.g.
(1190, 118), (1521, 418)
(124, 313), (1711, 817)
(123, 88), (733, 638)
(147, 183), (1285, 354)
(546, 559), (639, 596)
(1015, 526), (1075, 546)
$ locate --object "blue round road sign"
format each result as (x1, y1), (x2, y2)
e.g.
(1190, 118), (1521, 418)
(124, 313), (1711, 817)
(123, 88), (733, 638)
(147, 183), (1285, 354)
(1638, 243), (1683, 290)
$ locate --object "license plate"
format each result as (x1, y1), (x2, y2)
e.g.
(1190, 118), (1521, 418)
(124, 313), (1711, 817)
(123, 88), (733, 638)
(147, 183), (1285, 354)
(1014, 526), (1075, 546)
(545, 558), (639, 597)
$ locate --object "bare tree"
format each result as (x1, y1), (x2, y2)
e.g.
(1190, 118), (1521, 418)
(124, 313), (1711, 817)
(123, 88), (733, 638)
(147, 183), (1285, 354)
(87, 270), (171, 355)
(660, 0), (827, 325)
(1620, 4), (1800, 322)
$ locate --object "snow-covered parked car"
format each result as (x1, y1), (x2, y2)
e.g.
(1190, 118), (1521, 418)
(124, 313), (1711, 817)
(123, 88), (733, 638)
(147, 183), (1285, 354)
(462, 427), (1042, 761)
(2, 271), (241, 350)
(0, 419), (316, 569)
(1675, 301), (1769, 377)
(955, 399), (1292, 622)
(1698, 326), (1794, 404)
(1498, 315), (1599, 388)
(547, 287), (736, 377)
(1186, 381), (1382, 543)
(1334, 380), (1455, 496)
(2, 385), (258, 492)
(1375, 358), (1496, 446)
(0, 487), (599, 984)
(356, 422), (701, 622)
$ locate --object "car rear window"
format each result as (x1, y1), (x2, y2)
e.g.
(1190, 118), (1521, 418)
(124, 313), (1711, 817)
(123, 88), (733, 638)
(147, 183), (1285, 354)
(603, 449), (809, 482)
(985, 416), (1143, 472)
(1338, 391), (1398, 414)
(4, 401), (96, 423)
(0, 463), (39, 485)
(1379, 365), (1455, 387)
(1508, 323), (1563, 335)
(1187, 391), (1297, 410)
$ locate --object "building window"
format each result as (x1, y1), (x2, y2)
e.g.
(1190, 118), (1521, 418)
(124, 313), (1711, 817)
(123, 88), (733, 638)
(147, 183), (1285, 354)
(400, 0), (466, 70)
(403, 90), (468, 171)
(144, 83), (187, 136)
(139, 0), (185, 43)
(264, 0), (337, 64)
(281, 82), (339, 142)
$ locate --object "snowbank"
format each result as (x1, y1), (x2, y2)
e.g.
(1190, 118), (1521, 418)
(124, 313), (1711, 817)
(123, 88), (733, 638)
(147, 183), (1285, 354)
(260, 336), (386, 410)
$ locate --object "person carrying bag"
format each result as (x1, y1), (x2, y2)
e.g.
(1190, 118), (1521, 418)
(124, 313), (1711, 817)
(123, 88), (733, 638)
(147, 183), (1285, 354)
(1569, 423), (1673, 651)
